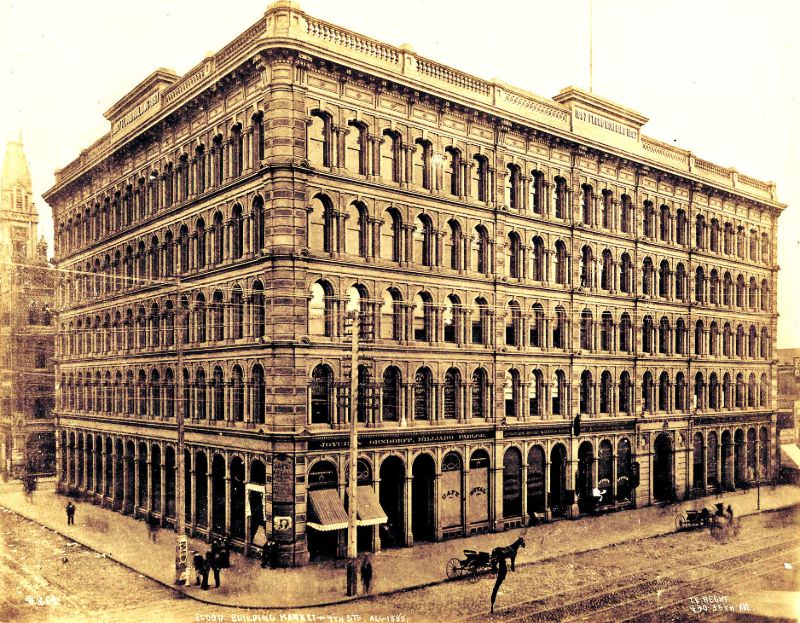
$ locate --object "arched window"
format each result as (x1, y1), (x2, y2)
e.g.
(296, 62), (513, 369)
(471, 368), (487, 418)
(150, 369), (161, 418)
(599, 371), (612, 413)
(309, 195), (334, 254)
(472, 297), (489, 345)
(507, 232), (521, 278)
(444, 368), (461, 419)
(231, 124), (243, 177)
(473, 226), (490, 274)
(552, 370), (567, 415)
(675, 372), (686, 411)
(212, 366), (224, 420)
(676, 209), (687, 245)
(694, 320), (704, 356)
(675, 318), (687, 355)
(380, 208), (402, 262)
(231, 286), (244, 340)
(747, 373), (757, 408)
(619, 313), (632, 353)
(760, 279), (770, 311)
(723, 373), (732, 409)
(530, 304), (545, 348)
(601, 190), (613, 229)
(195, 293), (206, 343)
(231, 203), (244, 260)
(309, 281), (333, 337)
(761, 327), (770, 359)
(212, 135), (225, 186)
(708, 373), (719, 410)
(675, 263), (686, 301)
(749, 277), (758, 309)
(179, 225), (189, 274)
(658, 260), (670, 298)
(164, 369), (175, 418)
(642, 371), (653, 412)
(252, 365), (265, 424)
(346, 202), (369, 258)
(531, 236), (545, 281)
(446, 219), (462, 270)
(620, 194), (632, 233)
(619, 253), (632, 293)
(710, 219), (720, 252)
(310, 365), (333, 424)
(659, 204), (670, 242)
(529, 370), (544, 416)
(579, 309), (593, 351)
(308, 111), (332, 168)
(580, 245), (594, 289)
(600, 249), (612, 290)
(413, 292), (432, 342)
(445, 147), (462, 196)
(658, 316), (670, 354)
(211, 290), (224, 341)
(443, 294), (461, 344)
(413, 367), (433, 420)
(472, 155), (489, 202)
(212, 211), (223, 265)
(708, 321), (718, 356)
(346, 120), (369, 175)
(759, 373), (768, 407)
(414, 214), (434, 266)
(581, 184), (593, 225)
(580, 370), (593, 414)
(504, 369), (520, 418)
(554, 241), (568, 285)
(553, 306), (567, 349)
(736, 324), (745, 358)
(709, 269), (719, 305)
(658, 372), (669, 411)
(642, 257), (654, 295)
(643, 201), (654, 238)
(380, 289), (402, 341)
(619, 372), (632, 413)
(642, 315), (654, 354)
(554, 177), (568, 219)
(695, 267), (705, 303)
(251, 281), (265, 339)
(531, 170), (545, 215)
(506, 301), (521, 347)
(735, 373), (745, 408)
(507, 164), (521, 210)
(381, 366), (401, 421)
(414, 139), (433, 190)
(195, 219), (206, 270)
(748, 325), (757, 358)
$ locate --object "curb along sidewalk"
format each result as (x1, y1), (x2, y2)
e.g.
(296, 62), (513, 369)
(1, 484), (799, 610)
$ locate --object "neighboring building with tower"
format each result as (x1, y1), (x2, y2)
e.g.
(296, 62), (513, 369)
(0, 138), (56, 478)
(45, 1), (783, 566)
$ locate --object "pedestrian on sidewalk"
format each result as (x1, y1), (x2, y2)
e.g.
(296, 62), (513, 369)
(200, 551), (211, 590)
(207, 549), (221, 588)
(261, 539), (276, 569)
(66, 502), (75, 525)
(360, 553), (373, 594)
(146, 513), (159, 542)
(192, 551), (206, 586)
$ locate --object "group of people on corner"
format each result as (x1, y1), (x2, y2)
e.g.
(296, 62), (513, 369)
(347, 553), (375, 595)
(193, 536), (231, 590)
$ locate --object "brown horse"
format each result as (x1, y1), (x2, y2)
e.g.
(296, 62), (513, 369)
(491, 536), (526, 572)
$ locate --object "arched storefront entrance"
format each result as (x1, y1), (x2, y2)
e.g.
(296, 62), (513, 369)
(707, 432), (719, 491)
(734, 429), (746, 487)
(411, 454), (435, 542)
(721, 431), (732, 489)
(211, 454), (226, 534)
(230, 457), (245, 540)
(165, 447), (176, 520)
(502, 447), (523, 518)
(467, 449), (490, 528)
(195, 451), (207, 528)
(617, 438), (632, 502)
(577, 442), (594, 513)
(549, 444), (568, 517)
(440, 452), (463, 531)
(379, 456), (404, 547)
(526, 446), (545, 519)
(306, 460), (339, 559)
(653, 434), (673, 502)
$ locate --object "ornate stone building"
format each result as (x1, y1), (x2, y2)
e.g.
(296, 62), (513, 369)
(45, 1), (783, 566)
(0, 138), (56, 478)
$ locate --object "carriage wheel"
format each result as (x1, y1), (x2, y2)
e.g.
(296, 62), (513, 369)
(468, 566), (482, 583)
(675, 514), (686, 531)
(446, 558), (462, 580)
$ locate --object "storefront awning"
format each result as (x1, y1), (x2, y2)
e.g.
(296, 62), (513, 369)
(307, 488), (348, 532)
(355, 486), (388, 526)
(780, 444), (800, 470)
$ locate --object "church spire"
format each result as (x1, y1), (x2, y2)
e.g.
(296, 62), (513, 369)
(0, 138), (39, 261)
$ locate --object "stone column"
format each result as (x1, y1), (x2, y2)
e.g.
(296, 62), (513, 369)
(404, 475), (414, 546)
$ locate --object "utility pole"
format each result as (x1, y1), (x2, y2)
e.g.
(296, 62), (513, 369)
(174, 278), (188, 585)
(346, 309), (360, 596)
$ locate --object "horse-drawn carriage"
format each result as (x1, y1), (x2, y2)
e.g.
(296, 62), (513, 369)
(445, 537), (525, 582)
(675, 503), (736, 540)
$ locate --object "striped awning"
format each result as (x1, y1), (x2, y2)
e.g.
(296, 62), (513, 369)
(307, 488), (348, 532)
(780, 444), (800, 470)
(354, 486), (388, 526)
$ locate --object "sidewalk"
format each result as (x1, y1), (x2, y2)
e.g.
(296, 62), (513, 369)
(1, 483), (798, 608)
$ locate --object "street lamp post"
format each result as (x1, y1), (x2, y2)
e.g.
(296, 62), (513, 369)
(174, 278), (188, 585)
(346, 310), (360, 596)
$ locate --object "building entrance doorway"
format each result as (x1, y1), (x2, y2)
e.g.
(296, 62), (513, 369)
(411, 454), (435, 542)
(653, 433), (673, 502)
(379, 456), (405, 547)
(549, 444), (567, 517)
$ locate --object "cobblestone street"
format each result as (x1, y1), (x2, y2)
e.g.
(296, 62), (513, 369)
(1, 500), (797, 622)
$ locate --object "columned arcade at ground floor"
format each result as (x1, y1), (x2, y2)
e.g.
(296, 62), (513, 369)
(55, 415), (775, 566)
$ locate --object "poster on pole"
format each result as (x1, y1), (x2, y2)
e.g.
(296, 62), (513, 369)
(175, 535), (188, 586)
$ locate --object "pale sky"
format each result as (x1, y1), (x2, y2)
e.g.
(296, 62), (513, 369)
(2, 0), (798, 346)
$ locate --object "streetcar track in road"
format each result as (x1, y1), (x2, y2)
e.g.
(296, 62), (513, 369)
(455, 531), (800, 623)
(612, 550), (800, 623)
